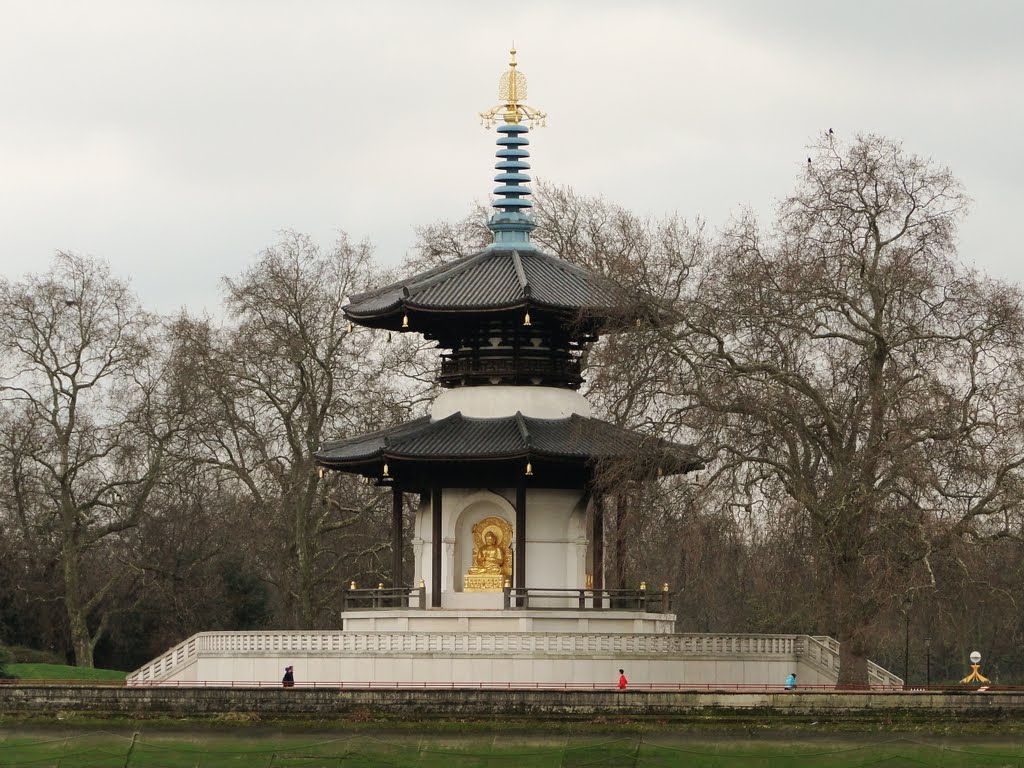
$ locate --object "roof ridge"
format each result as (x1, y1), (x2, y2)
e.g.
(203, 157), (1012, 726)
(510, 250), (531, 298)
(513, 411), (532, 448)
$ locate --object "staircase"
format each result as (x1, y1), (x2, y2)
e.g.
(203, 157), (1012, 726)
(806, 635), (903, 687)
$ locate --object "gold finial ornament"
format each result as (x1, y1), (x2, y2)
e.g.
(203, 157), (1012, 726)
(960, 651), (991, 685)
(479, 47), (547, 128)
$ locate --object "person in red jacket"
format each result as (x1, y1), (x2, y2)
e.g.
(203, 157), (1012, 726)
(618, 669), (628, 690)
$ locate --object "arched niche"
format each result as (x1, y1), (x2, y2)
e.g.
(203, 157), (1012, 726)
(452, 491), (517, 592)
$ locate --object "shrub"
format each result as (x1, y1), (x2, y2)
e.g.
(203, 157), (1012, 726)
(3, 645), (62, 665)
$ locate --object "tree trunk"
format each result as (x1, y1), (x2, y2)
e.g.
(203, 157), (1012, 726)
(832, 558), (871, 688)
(837, 628), (869, 688)
(293, 472), (321, 628)
(294, 498), (314, 628)
(61, 543), (94, 669)
(613, 493), (627, 590)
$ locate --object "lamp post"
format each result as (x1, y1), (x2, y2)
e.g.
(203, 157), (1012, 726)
(925, 637), (932, 688)
(902, 595), (913, 688)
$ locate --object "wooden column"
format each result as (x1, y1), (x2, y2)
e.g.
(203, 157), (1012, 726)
(515, 484), (527, 597)
(391, 486), (403, 589)
(431, 486), (442, 608)
(592, 493), (605, 608)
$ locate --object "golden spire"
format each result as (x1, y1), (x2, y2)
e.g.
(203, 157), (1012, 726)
(480, 47), (547, 128)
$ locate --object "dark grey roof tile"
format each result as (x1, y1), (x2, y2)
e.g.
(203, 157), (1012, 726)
(315, 412), (698, 471)
(344, 248), (626, 324)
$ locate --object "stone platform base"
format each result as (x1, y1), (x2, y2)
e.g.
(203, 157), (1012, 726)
(127, 629), (901, 689)
(341, 608), (676, 634)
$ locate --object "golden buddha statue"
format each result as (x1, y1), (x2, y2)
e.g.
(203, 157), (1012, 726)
(464, 517), (513, 592)
(468, 531), (505, 575)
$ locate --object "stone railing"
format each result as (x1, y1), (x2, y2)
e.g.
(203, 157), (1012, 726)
(129, 635), (197, 683)
(811, 636), (840, 655)
(190, 630), (801, 658)
(868, 660), (904, 688)
(800, 635), (840, 678)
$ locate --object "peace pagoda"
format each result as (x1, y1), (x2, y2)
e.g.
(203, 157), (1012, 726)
(128, 52), (901, 689)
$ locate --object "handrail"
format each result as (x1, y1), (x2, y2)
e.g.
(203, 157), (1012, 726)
(338, 584), (671, 613)
(868, 659), (904, 688)
(341, 585), (426, 611)
(502, 586), (670, 613)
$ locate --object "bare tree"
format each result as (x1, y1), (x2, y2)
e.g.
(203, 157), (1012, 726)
(174, 232), (432, 627)
(656, 135), (1024, 684)
(0, 253), (176, 667)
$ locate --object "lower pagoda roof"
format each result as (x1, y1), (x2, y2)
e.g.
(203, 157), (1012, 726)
(315, 412), (701, 489)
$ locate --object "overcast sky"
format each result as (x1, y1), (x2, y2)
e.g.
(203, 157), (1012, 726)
(1, 1), (1021, 314)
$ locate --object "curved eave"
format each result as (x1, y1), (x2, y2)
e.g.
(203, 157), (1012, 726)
(342, 247), (651, 334)
(316, 450), (701, 490)
(342, 301), (618, 335)
(314, 412), (703, 483)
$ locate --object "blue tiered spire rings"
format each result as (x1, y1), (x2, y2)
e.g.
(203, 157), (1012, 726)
(479, 48), (546, 249)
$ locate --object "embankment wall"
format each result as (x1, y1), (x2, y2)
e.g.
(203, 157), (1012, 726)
(0, 685), (1019, 719)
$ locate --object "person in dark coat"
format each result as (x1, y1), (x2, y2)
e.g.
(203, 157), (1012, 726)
(282, 665), (295, 687)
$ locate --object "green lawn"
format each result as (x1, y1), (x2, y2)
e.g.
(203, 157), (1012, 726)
(5, 662), (125, 681)
(2, 730), (1024, 767)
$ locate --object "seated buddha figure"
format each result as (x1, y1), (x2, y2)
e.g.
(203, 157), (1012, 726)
(468, 531), (505, 575)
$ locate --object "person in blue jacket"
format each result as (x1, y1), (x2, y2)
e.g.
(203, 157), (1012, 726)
(785, 672), (796, 690)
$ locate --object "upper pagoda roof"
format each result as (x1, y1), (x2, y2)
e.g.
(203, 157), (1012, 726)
(344, 247), (632, 332)
(342, 51), (653, 336)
